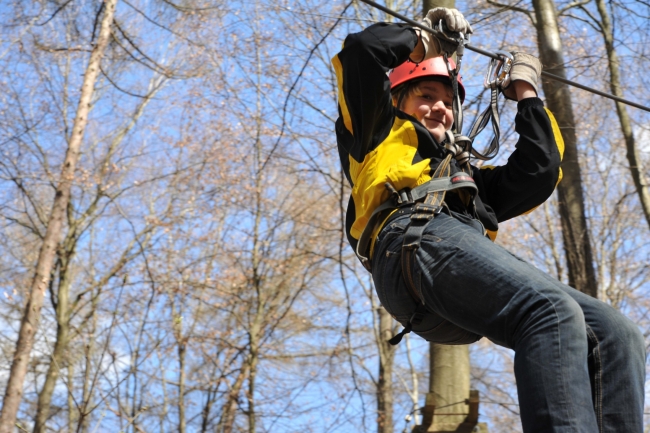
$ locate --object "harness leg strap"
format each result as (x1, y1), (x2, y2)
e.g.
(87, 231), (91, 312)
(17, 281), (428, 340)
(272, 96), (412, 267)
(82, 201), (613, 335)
(389, 189), (447, 345)
(388, 303), (428, 345)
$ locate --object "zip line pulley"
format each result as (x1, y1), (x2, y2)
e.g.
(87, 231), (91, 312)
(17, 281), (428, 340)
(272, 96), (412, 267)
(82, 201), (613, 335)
(358, 0), (650, 114)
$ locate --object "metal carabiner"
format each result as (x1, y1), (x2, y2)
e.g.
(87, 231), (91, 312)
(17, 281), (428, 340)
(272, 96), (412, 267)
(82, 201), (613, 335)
(484, 51), (514, 89)
(434, 19), (462, 42)
(434, 19), (470, 66)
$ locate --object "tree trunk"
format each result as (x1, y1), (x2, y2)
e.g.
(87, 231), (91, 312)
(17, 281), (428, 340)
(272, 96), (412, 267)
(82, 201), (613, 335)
(0, 1), (118, 431)
(33, 256), (73, 433)
(32, 65), (160, 430)
(247, 335), (259, 433)
(200, 386), (217, 433)
(424, 0), (455, 10)
(77, 286), (100, 433)
(67, 361), (75, 433)
(219, 365), (247, 433)
(377, 307), (395, 433)
(593, 0), (650, 231)
(178, 341), (186, 433)
(427, 345), (470, 431)
(532, 0), (598, 297)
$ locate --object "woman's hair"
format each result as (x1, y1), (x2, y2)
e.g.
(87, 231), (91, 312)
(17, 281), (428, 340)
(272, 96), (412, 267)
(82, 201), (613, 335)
(391, 76), (453, 110)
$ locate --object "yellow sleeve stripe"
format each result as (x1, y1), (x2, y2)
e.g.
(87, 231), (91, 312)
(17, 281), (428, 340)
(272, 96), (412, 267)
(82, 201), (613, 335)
(544, 107), (564, 186)
(332, 54), (353, 136)
(544, 107), (564, 159)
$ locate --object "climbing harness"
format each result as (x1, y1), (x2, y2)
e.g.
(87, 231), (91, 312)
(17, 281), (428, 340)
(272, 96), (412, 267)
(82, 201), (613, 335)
(354, 156), (479, 345)
(355, 167), (479, 272)
(389, 155), (475, 345)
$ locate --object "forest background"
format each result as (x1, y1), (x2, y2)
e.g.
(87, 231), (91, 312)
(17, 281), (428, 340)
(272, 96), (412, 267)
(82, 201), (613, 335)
(0, 0), (649, 432)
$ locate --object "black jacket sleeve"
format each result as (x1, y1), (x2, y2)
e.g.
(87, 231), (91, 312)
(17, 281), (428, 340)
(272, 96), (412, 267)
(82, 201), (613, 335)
(472, 97), (563, 223)
(333, 23), (419, 162)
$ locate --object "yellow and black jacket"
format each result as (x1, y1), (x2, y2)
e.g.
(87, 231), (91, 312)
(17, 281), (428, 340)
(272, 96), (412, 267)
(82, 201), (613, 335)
(332, 23), (564, 252)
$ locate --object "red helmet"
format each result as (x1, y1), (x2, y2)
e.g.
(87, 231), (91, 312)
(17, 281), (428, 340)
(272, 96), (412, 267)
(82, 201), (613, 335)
(389, 56), (465, 103)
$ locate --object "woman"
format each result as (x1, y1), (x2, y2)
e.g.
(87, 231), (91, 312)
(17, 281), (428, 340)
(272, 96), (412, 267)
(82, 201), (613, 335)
(332, 8), (645, 433)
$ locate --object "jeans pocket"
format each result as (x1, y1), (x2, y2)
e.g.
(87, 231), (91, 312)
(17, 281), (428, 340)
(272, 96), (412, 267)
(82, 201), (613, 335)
(373, 222), (409, 314)
(374, 221), (408, 266)
(376, 220), (408, 249)
(411, 311), (482, 345)
(449, 210), (485, 235)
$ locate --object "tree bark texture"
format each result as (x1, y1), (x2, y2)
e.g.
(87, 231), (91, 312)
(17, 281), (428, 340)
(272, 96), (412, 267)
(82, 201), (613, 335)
(178, 341), (187, 433)
(67, 362), (75, 433)
(593, 0), (650, 231)
(532, 0), (598, 297)
(219, 365), (247, 433)
(377, 307), (396, 433)
(32, 77), (159, 432)
(78, 312), (95, 433)
(0, 1), (118, 431)
(427, 344), (470, 431)
(33, 256), (73, 433)
(423, 0), (455, 11)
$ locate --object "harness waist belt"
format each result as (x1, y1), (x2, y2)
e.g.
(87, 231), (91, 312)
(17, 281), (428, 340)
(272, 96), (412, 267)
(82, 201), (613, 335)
(355, 173), (477, 271)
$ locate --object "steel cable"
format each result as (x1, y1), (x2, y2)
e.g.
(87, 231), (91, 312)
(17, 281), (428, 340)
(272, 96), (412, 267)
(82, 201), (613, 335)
(358, 0), (650, 113)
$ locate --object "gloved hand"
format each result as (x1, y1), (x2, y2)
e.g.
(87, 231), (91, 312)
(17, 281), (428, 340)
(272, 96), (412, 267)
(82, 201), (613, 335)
(417, 8), (473, 59)
(500, 52), (542, 100)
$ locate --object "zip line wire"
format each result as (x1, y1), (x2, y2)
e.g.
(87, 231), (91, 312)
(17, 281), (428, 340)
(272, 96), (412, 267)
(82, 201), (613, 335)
(358, 0), (650, 113)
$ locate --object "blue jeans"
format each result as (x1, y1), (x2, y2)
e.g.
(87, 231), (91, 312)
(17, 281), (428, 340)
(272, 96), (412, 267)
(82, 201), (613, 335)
(372, 212), (645, 433)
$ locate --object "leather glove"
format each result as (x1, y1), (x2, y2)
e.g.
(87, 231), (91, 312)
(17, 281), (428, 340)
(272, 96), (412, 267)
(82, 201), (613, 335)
(418, 8), (473, 59)
(501, 52), (542, 100)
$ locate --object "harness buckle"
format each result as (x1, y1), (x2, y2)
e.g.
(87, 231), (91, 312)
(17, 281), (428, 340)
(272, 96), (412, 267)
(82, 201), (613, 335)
(410, 202), (443, 221)
(384, 182), (414, 206)
(384, 182), (401, 204)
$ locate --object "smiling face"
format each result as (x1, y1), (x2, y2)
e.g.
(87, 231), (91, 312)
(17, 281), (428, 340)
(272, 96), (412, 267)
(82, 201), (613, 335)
(396, 80), (454, 143)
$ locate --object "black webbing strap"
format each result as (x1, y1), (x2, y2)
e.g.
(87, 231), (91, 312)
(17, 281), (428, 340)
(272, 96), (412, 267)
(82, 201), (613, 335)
(400, 156), (451, 301)
(388, 303), (428, 345)
(354, 170), (477, 271)
(388, 155), (455, 345)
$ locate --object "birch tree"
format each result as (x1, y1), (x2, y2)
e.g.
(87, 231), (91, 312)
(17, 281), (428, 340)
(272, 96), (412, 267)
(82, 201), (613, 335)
(0, 2), (118, 430)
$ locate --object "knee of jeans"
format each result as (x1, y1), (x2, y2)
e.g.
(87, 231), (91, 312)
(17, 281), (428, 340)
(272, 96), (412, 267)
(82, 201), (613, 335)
(628, 323), (645, 356)
(603, 308), (646, 357)
(510, 290), (586, 349)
